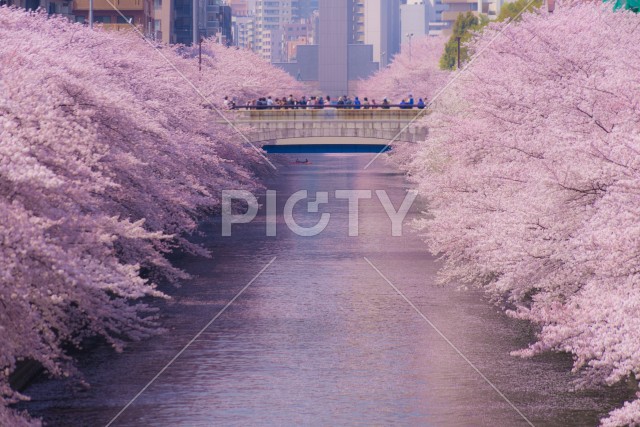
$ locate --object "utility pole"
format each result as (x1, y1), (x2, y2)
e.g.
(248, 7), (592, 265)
(456, 36), (461, 70)
(406, 33), (414, 61)
(199, 37), (202, 72)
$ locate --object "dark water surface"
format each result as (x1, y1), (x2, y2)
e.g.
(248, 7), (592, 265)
(23, 154), (629, 426)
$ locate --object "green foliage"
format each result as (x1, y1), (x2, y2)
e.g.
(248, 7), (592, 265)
(612, 0), (640, 12)
(497, 0), (543, 22)
(439, 0), (543, 71)
(439, 12), (486, 70)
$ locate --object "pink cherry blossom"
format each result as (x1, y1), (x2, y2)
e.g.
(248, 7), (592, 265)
(402, 4), (640, 424)
(0, 7), (300, 424)
(356, 35), (449, 105)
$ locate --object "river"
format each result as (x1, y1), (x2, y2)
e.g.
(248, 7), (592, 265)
(22, 154), (630, 426)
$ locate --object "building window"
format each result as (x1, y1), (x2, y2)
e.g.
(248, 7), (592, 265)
(117, 15), (134, 24)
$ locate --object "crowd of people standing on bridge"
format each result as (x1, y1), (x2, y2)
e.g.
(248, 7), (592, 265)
(223, 95), (427, 110)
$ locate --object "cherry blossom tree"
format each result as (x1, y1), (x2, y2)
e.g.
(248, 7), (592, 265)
(0, 7), (300, 425)
(196, 40), (306, 102)
(357, 35), (449, 105)
(406, 4), (640, 424)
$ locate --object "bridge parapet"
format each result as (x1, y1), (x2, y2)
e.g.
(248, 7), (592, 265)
(237, 109), (424, 120)
(220, 109), (429, 144)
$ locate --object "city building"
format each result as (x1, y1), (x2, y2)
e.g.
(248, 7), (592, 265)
(250, 1), (317, 61)
(254, 0), (293, 60)
(400, 0), (508, 37)
(199, 0), (232, 42)
(275, 0), (380, 97)
(151, 0), (231, 45)
(4, 0), (147, 29)
(274, 19), (314, 61)
(232, 14), (256, 49)
(4, 0), (235, 45)
(401, 0), (433, 36)
(3, 0), (155, 34)
(351, 0), (365, 43)
(229, 0), (254, 16)
(285, 35), (309, 61)
(442, 0), (506, 32)
(292, 0), (317, 20)
(437, 0), (504, 33)
(230, 0), (256, 49)
(400, 0), (451, 36)
(363, 0), (401, 67)
(71, 0), (147, 30)
(3, 0), (75, 17)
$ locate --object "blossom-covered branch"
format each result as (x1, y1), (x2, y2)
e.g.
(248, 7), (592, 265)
(402, 4), (640, 425)
(0, 7), (301, 425)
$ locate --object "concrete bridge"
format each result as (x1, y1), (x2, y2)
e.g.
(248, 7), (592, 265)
(221, 109), (429, 153)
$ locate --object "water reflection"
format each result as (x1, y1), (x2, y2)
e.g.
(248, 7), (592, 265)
(23, 154), (628, 427)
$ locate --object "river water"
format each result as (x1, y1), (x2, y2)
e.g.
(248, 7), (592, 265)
(23, 154), (629, 426)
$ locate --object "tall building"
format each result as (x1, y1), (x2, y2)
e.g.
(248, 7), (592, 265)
(400, 0), (509, 37)
(150, 0), (231, 45)
(229, 0), (251, 15)
(292, 0), (317, 20)
(3, 0), (73, 20)
(401, 0), (427, 36)
(350, 0), (365, 43)
(173, 0), (194, 44)
(274, 0), (380, 97)
(269, 19), (313, 61)
(5, 0), (147, 29)
(6, 0), (153, 35)
(231, 0), (256, 49)
(233, 15), (256, 49)
(198, 0), (232, 42)
(363, 0), (401, 67)
(401, 0), (437, 36)
(318, 0), (349, 96)
(255, 0), (293, 60)
(5, 0), (236, 45)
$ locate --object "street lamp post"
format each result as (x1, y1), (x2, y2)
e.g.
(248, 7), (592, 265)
(89, 0), (93, 28)
(406, 33), (414, 61)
